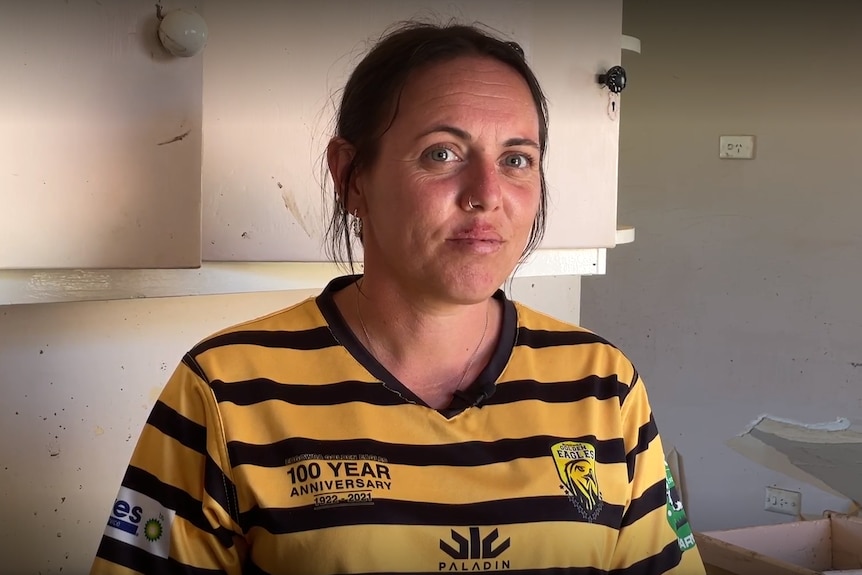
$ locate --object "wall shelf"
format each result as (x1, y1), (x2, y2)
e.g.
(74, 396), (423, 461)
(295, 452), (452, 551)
(0, 227), (642, 305)
(616, 225), (636, 244)
(0, 248), (613, 306)
(622, 34), (641, 53)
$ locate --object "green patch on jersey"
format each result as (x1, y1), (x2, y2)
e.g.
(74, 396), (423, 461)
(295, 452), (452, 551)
(665, 461), (696, 552)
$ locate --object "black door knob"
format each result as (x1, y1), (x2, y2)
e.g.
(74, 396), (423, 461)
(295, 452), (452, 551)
(598, 66), (627, 93)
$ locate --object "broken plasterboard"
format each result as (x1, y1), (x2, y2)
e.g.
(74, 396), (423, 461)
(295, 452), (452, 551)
(726, 415), (862, 506)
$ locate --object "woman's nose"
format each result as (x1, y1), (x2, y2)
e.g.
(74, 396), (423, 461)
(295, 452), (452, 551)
(461, 159), (502, 212)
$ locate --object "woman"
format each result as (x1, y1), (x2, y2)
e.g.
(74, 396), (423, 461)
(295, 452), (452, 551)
(91, 22), (705, 575)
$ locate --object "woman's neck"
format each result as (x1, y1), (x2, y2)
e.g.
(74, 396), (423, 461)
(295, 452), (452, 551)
(333, 276), (502, 409)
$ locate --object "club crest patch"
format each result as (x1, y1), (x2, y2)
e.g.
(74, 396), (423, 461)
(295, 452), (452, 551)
(551, 441), (603, 522)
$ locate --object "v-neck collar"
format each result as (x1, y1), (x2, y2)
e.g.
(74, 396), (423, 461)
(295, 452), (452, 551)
(315, 275), (517, 418)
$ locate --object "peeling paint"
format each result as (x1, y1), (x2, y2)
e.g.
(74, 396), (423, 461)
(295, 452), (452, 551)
(280, 186), (314, 239)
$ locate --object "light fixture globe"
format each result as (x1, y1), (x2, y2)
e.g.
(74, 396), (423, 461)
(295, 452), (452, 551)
(158, 8), (208, 57)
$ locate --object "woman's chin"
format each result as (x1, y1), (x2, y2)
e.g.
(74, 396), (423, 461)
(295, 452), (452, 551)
(434, 265), (513, 303)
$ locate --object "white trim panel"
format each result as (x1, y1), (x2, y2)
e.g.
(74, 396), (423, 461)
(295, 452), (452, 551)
(0, 249), (608, 306)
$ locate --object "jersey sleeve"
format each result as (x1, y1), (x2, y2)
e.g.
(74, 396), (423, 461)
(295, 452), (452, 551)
(610, 371), (706, 575)
(90, 354), (247, 574)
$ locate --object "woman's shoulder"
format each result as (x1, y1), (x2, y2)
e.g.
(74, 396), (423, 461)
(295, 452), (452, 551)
(513, 300), (614, 346)
(188, 294), (325, 355)
(512, 300), (636, 381)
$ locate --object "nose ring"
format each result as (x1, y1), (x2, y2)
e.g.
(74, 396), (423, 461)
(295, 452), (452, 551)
(467, 196), (480, 210)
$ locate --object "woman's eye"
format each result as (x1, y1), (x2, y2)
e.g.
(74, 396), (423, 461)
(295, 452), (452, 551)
(505, 153), (532, 168)
(427, 147), (457, 162)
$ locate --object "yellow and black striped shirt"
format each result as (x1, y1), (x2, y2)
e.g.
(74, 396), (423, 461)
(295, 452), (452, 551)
(91, 275), (705, 575)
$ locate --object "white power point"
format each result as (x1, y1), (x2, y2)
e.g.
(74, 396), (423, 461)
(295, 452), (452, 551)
(764, 486), (801, 516)
(719, 135), (756, 159)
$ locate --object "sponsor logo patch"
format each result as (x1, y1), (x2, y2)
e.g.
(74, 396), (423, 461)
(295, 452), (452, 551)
(665, 462), (696, 552)
(439, 527), (511, 572)
(551, 440), (604, 522)
(104, 487), (175, 558)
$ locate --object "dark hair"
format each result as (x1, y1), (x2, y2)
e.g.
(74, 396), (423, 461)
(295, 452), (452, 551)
(324, 21), (549, 271)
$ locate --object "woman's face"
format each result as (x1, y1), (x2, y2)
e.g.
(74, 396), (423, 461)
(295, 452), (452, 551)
(355, 55), (541, 304)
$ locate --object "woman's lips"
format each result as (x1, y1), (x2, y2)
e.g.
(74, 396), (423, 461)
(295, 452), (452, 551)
(448, 226), (504, 253)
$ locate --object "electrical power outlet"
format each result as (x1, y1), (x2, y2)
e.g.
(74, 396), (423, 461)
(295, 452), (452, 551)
(719, 135), (756, 159)
(764, 486), (801, 516)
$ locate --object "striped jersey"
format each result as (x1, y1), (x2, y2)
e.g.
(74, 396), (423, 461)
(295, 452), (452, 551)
(91, 275), (705, 575)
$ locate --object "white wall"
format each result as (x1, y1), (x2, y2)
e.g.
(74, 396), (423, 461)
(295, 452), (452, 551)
(582, 0), (862, 531)
(0, 278), (578, 574)
(0, 291), (310, 574)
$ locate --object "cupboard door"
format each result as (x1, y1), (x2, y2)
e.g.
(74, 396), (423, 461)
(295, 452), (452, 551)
(202, 0), (622, 262)
(0, 0), (202, 269)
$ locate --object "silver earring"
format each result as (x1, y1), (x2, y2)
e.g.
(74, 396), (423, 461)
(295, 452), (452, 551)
(351, 210), (363, 238)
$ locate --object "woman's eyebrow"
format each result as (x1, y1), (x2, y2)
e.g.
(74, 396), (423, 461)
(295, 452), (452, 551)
(416, 125), (539, 150)
(415, 124), (471, 142)
(504, 137), (540, 150)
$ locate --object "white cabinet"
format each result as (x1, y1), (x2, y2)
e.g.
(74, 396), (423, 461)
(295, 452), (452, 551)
(0, 0), (202, 270)
(202, 0), (624, 261)
(0, 1), (628, 303)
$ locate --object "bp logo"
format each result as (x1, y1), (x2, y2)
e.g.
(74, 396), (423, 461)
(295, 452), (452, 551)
(143, 518), (163, 542)
(665, 462), (696, 552)
(103, 487), (175, 560)
(551, 441), (603, 522)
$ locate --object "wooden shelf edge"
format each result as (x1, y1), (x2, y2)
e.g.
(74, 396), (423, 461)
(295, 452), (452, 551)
(0, 262), (351, 306)
(516, 248), (605, 278)
(0, 249), (608, 306)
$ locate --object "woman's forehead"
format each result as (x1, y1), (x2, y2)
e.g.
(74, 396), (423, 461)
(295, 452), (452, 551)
(392, 56), (539, 137)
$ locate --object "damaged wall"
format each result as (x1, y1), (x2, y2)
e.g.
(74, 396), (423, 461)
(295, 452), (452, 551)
(582, 0), (862, 530)
(728, 416), (862, 510)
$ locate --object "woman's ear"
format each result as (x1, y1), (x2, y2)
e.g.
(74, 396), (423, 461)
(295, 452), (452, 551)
(327, 137), (363, 215)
